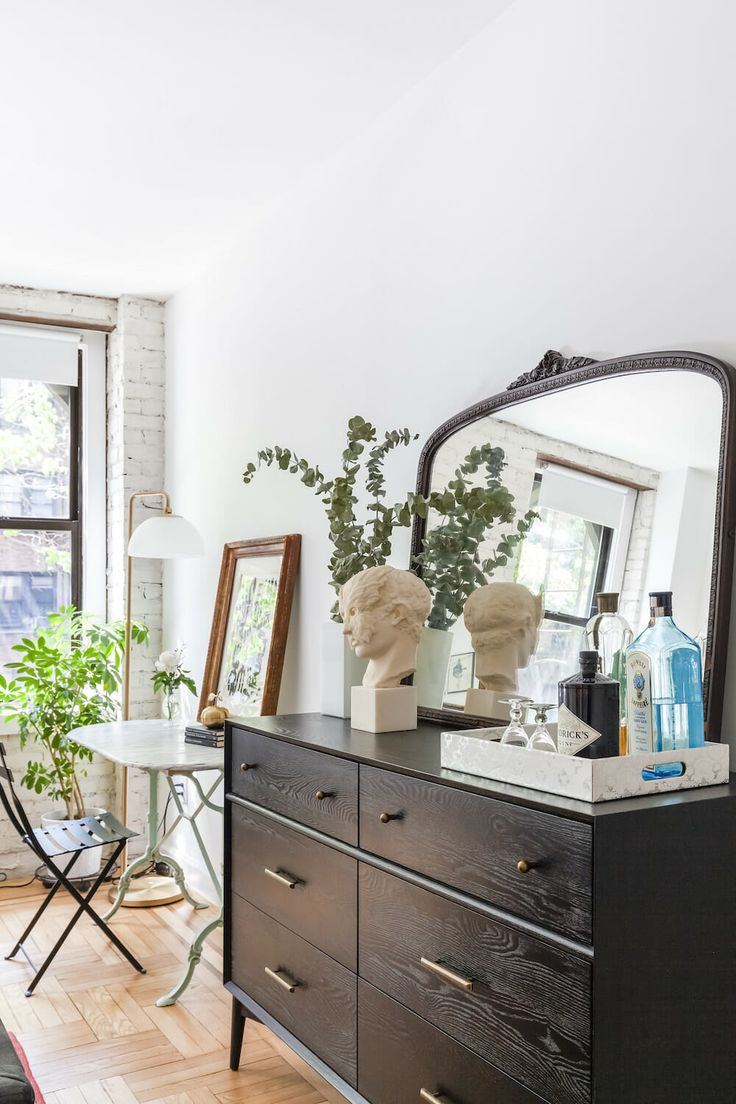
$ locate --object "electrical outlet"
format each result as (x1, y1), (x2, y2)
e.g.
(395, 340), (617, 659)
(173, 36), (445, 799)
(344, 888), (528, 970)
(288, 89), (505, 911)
(174, 780), (186, 799)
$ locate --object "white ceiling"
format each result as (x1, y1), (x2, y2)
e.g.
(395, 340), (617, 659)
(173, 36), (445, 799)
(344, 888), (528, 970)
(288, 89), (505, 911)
(0, 0), (508, 299)
(495, 371), (723, 473)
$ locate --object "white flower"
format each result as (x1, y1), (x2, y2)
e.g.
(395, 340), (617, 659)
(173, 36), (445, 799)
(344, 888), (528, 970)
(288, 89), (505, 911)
(156, 650), (181, 674)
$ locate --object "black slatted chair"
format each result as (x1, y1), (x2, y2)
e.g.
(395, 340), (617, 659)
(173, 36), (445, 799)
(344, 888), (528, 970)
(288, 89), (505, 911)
(0, 742), (146, 996)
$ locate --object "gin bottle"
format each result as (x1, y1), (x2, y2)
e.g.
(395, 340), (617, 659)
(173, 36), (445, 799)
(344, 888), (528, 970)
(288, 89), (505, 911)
(584, 592), (633, 748)
(557, 651), (620, 758)
(625, 591), (704, 753)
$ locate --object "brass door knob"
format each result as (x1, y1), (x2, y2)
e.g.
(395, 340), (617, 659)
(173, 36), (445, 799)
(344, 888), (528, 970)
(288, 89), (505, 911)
(314, 789), (333, 801)
(517, 859), (531, 874)
(379, 811), (402, 824)
(240, 762), (257, 772)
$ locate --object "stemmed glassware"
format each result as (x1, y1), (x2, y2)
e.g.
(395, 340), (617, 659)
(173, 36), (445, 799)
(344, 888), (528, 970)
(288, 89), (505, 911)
(527, 703), (557, 752)
(499, 697), (534, 747)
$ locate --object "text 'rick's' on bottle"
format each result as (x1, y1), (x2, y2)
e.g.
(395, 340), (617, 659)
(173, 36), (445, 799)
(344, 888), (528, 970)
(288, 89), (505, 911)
(625, 591), (704, 753)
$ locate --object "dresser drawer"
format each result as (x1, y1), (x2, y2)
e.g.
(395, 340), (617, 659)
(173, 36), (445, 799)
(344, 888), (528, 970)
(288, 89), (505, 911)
(359, 764), (592, 941)
(230, 802), (357, 970)
(230, 894), (357, 1085)
(359, 980), (546, 1104)
(359, 864), (590, 1104)
(230, 728), (358, 843)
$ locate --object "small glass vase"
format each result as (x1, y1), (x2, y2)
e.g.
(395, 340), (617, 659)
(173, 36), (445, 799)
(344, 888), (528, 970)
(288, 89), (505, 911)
(161, 687), (182, 721)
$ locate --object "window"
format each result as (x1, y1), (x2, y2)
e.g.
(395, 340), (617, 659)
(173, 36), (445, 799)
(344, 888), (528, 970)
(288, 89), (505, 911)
(0, 327), (83, 675)
(516, 464), (636, 702)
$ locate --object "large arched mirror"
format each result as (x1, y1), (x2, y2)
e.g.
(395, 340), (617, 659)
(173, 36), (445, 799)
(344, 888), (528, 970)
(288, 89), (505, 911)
(410, 350), (736, 738)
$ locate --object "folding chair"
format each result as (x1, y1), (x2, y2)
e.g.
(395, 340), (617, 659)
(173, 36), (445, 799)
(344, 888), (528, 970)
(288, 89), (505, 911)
(0, 742), (146, 996)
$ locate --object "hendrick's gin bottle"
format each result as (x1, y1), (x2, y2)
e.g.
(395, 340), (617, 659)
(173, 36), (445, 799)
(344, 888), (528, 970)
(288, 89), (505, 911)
(557, 650), (620, 758)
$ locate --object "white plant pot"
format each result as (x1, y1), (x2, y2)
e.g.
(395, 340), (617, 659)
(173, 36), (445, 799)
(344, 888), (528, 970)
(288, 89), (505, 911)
(320, 620), (368, 718)
(41, 808), (105, 880)
(413, 626), (454, 710)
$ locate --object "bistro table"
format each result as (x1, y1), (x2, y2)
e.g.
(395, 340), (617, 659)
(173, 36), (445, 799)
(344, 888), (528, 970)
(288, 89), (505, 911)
(69, 719), (223, 1006)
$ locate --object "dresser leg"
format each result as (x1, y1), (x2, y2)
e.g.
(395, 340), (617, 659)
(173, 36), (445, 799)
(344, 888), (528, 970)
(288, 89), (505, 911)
(230, 998), (247, 1070)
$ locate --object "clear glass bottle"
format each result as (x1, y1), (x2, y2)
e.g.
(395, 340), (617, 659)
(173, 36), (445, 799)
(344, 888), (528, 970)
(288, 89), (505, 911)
(557, 651), (620, 758)
(625, 591), (704, 753)
(585, 592), (633, 751)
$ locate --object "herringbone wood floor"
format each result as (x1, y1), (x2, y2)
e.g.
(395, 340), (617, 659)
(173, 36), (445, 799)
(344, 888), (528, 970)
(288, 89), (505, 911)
(0, 881), (341, 1103)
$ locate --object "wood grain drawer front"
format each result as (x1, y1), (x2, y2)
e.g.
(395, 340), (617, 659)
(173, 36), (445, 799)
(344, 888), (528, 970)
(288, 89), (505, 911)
(359, 765), (592, 941)
(359, 980), (546, 1104)
(231, 894), (357, 1086)
(359, 865), (591, 1104)
(230, 802), (357, 970)
(230, 728), (358, 844)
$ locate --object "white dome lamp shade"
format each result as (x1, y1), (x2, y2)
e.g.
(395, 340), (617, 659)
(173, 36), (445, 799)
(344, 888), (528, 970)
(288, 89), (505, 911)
(127, 513), (204, 560)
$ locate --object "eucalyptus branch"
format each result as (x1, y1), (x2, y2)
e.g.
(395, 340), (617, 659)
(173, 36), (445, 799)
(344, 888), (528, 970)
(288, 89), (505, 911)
(243, 416), (418, 620)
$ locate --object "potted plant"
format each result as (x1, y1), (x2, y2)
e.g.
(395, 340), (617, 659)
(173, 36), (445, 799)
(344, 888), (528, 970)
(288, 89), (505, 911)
(0, 606), (148, 877)
(405, 443), (537, 707)
(243, 415), (419, 716)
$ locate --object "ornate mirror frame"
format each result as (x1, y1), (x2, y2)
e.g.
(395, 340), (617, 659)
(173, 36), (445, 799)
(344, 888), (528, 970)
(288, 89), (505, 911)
(410, 350), (736, 739)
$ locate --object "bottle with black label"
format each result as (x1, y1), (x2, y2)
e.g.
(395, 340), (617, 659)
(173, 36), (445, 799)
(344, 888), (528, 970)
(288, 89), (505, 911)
(557, 650), (620, 758)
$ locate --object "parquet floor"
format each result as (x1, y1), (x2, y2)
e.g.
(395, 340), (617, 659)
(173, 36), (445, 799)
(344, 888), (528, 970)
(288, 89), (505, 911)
(0, 881), (339, 1104)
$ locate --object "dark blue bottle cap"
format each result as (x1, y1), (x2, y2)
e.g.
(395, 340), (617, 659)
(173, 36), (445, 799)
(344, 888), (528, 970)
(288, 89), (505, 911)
(649, 591), (673, 617)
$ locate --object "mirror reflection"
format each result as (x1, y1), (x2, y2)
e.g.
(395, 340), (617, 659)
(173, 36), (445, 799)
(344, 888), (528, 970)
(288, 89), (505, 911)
(414, 371), (722, 717)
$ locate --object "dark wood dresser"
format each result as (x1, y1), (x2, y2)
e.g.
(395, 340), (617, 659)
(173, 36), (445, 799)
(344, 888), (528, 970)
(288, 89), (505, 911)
(224, 713), (736, 1104)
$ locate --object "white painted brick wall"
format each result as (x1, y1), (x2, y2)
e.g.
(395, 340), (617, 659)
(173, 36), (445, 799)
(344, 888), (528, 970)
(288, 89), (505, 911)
(106, 295), (166, 853)
(0, 286), (165, 871)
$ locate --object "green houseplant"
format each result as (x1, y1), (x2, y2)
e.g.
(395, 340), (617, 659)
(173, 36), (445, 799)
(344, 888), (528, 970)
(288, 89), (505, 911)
(405, 443), (537, 708)
(407, 443), (537, 631)
(0, 606), (148, 821)
(243, 415), (418, 620)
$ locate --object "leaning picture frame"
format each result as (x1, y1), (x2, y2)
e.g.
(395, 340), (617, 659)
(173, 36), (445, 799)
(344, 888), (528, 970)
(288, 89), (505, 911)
(198, 534), (301, 719)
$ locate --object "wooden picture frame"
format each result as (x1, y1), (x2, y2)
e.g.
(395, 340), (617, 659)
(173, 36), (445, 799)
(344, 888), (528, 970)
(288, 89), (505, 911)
(199, 534), (301, 719)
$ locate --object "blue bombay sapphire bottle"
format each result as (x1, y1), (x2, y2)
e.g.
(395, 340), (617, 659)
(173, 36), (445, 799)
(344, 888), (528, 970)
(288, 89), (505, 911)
(625, 591), (704, 753)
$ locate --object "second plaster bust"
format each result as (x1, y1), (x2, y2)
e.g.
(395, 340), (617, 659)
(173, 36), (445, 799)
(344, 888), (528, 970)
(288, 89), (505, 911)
(463, 581), (543, 694)
(339, 565), (431, 689)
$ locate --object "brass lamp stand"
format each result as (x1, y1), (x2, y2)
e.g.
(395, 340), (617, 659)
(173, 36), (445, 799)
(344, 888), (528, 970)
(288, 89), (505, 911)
(111, 490), (203, 907)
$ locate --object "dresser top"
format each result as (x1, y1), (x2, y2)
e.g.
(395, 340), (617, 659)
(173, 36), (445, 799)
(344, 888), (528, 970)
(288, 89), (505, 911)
(230, 712), (736, 821)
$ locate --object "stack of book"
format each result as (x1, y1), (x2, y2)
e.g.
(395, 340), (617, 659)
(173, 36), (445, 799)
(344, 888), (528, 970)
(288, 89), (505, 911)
(185, 723), (224, 748)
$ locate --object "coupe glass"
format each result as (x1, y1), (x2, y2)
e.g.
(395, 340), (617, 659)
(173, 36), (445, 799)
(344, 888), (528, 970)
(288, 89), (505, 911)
(527, 703), (557, 752)
(499, 697), (534, 747)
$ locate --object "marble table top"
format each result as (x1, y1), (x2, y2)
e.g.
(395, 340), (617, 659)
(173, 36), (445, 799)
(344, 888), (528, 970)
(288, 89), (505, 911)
(69, 720), (224, 772)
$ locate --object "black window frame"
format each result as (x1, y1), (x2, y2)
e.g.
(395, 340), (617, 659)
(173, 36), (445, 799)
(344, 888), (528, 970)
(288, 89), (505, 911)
(524, 470), (615, 630)
(0, 348), (83, 610)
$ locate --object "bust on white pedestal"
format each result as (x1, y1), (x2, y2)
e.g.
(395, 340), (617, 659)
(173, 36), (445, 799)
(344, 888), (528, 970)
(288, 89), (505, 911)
(339, 565), (431, 733)
(463, 582), (543, 719)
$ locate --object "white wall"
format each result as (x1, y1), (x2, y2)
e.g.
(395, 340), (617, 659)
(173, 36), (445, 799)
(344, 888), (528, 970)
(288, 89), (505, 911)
(164, 0), (736, 884)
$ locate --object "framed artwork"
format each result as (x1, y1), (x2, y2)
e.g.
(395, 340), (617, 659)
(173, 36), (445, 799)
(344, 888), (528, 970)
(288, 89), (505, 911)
(446, 651), (475, 696)
(199, 534), (301, 719)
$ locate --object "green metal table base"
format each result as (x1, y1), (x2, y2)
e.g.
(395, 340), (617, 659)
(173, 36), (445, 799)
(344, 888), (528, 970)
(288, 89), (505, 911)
(104, 766), (224, 1006)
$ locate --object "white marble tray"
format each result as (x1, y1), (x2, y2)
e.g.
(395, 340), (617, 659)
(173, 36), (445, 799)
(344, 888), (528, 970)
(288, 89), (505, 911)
(440, 728), (730, 802)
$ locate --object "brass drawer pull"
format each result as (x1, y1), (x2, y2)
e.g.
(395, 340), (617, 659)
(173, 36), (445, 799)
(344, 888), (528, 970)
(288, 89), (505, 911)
(517, 859), (532, 874)
(420, 956), (474, 992)
(240, 762), (257, 772)
(264, 867), (300, 889)
(264, 966), (299, 993)
(314, 789), (333, 801)
(379, 811), (403, 824)
(420, 1090), (448, 1103)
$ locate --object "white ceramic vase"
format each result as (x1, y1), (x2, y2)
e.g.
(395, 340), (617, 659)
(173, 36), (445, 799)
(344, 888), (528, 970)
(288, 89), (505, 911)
(321, 620), (368, 718)
(413, 625), (454, 710)
(41, 808), (105, 879)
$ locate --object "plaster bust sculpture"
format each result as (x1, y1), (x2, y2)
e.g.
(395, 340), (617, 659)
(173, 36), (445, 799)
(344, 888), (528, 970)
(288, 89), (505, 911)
(464, 581), (544, 695)
(339, 565), (432, 689)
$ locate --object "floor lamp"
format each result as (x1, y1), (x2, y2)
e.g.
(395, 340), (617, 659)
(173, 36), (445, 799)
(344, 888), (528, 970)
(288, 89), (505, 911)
(115, 490), (204, 907)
